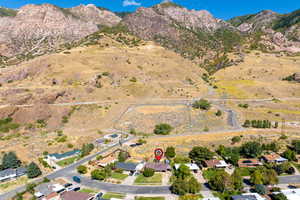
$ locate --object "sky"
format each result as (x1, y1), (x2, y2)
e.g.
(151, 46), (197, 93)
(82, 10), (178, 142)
(0, 0), (299, 20)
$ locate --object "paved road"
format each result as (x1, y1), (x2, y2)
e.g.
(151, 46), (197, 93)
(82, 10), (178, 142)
(279, 175), (300, 184)
(65, 173), (171, 194)
(0, 138), (135, 200)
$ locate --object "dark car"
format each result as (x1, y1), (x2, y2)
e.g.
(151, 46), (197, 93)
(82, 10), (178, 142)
(72, 176), (81, 183)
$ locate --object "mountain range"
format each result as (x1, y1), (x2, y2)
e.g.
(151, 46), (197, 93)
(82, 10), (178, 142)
(0, 2), (299, 71)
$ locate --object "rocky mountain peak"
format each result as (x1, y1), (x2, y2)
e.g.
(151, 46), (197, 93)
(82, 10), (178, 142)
(68, 4), (121, 26)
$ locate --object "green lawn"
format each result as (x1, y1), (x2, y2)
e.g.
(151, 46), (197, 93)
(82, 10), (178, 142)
(111, 172), (129, 180)
(135, 197), (165, 200)
(102, 192), (126, 199)
(56, 156), (78, 167)
(235, 167), (256, 176)
(134, 174), (162, 185)
(79, 188), (97, 194)
(202, 169), (224, 180)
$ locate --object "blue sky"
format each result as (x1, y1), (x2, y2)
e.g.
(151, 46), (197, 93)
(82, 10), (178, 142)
(0, 0), (299, 19)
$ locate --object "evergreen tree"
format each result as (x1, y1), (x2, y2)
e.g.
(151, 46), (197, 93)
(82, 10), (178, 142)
(231, 169), (243, 190)
(250, 170), (264, 185)
(2, 152), (21, 169)
(27, 162), (42, 179)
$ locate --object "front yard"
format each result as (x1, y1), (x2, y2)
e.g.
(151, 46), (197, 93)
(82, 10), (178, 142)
(134, 173), (162, 185)
(111, 172), (129, 180)
(102, 192), (126, 199)
(56, 156), (79, 167)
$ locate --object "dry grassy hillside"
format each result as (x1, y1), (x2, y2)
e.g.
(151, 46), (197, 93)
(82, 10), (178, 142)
(214, 51), (300, 98)
(0, 34), (209, 166)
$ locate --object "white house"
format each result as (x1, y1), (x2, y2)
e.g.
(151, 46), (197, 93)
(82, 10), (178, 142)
(274, 189), (300, 200)
(174, 163), (200, 172)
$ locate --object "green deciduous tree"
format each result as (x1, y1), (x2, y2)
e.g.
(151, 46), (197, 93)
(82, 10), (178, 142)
(281, 149), (297, 161)
(77, 165), (87, 174)
(165, 146), (176, 159)
(192, 99), (211, 110)
(208, 170), (233, 192)
(189, 146), (214, 164)
(91, 169), (106, 181)
(153, 123), (173, 135)
(175, 164), (191, 180)
(143, 168), (155, 177)
(240, 141), (262, 158)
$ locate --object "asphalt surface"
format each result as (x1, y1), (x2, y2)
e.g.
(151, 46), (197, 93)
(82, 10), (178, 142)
(66, 173), (172, 194)
(279, 175), (300, 184)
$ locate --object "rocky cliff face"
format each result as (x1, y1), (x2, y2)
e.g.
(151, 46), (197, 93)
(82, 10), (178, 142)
(0, 4), (121, 58)
(122, 3), (238, 62)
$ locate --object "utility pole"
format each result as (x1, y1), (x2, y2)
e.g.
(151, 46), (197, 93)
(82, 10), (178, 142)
(281, 118), (286, 135)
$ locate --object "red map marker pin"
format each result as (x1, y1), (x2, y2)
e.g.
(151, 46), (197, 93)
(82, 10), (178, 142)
(154, 148), (164, 161)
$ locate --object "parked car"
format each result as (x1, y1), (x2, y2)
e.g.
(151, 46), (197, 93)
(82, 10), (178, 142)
(72, 176), (81, 183)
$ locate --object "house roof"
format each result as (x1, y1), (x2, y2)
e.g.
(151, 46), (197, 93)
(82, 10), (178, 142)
(49, 150), (80, 160)
(232, 193), (266, 200)
(43, 192), (60, 200)
(238, 159), (262, 167)
(145, 163), (171, 171)
(116, 162), (138, 171)
(204, 160), (228, 168)
(0, 168), (16, 178)
(35, 183), (65, 197)
(263, 154), (287, 162)
(0, 167), (27, 178)
(61, 191), (93, 200)
(174, 163), (200, 170)
(97, 156), (116, 166)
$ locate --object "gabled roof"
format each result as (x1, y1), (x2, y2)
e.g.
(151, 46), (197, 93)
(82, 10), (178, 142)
(263, 153), (287, 162)
(232, 193), (266, 200)
(0, 168), (15, 177)
(116, 162), (138, 171)
(145, 162), (171, 171)
(0, 167), (27, 178)
(49, 150), (80, 160)
(61, 191), (93, 200)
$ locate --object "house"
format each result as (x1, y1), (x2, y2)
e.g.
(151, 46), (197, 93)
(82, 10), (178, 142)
(274, 189), (300, 200)
(174, 163), (200, 173)
(262, 153), (288, 164)
(232, 193), (266, 200)
(0, 167), (27, 182)
(60, 191), (94, 200)
(203, 160), (229, 168)
(42, 192), (61, 200)
(34, 183), (65, 198)
(238, 159), (262, 168)
(47, 150), (81, 161)
(96, 156), (116, 167)
(144, 163), (171, 172)
(115, 162), (144, 174)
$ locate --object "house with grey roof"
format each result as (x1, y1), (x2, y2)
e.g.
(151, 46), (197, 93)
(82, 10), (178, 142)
(232, 193), (266, 200)
(0, 167), (27, 182)
(47, 150), (80, 161)
(144, 162), (171, 172)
